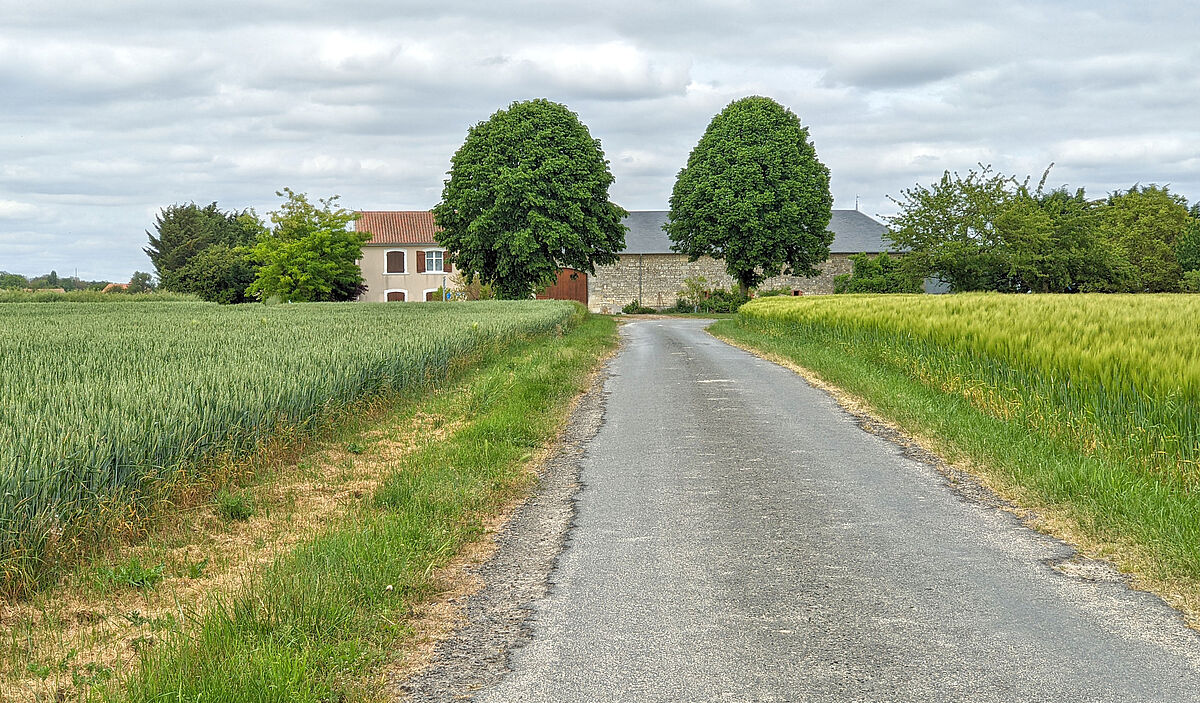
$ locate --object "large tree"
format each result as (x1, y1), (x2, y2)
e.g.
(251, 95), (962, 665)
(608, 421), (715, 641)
(666, 96), (833, 296)
(1099, 185), (1189, 292)
(145, 202), (263, 301)
(433, 99), (628, 300)
(246, 188), (368, 302)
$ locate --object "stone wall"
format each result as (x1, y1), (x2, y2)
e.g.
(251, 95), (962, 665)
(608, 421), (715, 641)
(587, 253), (854, 313)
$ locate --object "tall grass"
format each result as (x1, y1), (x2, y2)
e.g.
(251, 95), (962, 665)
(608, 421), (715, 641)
(726, 293), (1200, 581)
(739, 293), (1200, 485)
(0, 300), (577, 595)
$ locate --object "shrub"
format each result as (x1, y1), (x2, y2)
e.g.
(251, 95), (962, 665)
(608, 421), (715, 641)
(1183, 270), (1200, 293)
(673, 278), (750, 313)
(621, 300), (655, 314)
(834, 253), (923, 293)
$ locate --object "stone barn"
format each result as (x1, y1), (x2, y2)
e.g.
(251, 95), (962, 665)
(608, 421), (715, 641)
(586, 209), (894, 313)
(353, 208), (898, 309)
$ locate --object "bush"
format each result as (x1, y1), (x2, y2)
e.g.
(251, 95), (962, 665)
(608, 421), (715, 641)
(834, 253), (923, 293)
(621, 300), (655, 314)
(673, 277), (750, 313)
(1183, 270), (1200, 293)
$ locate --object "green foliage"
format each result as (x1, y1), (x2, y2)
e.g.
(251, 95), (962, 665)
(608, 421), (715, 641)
(127, 271), (156, 294)
(247, 189), (369, 302)
(673, 277), (749, 313)
(1183, 270), (1200, 293)
(215, 488), (256, 521)
(888, 167), (1194, 293)
(433, 99), (628, 299)
(99, 557), (165, 589)
(834, 253), (923, 293)
(667, 96), (833, 295)
(621, 300), (655, 314)
(448, 271), (496, 301)
(173, 244), (258, 304)
(145, 203), (263, 296)
(1174, 218), (1200, 273)
(0, 300), (578, 596)
(0, 271), (27, 289)
(1100, 185), (1189, 292)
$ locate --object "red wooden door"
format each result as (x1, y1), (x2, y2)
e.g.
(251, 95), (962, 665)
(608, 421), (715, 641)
(536, 269), (588, 304)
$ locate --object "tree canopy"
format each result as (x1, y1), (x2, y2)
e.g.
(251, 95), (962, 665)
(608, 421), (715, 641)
(246, 188), (368, 302)
(144, 202), (263, 302)
(886, 167), (1194, 293)
(433, 99), (628, 300)
(666, 96), (833, 296)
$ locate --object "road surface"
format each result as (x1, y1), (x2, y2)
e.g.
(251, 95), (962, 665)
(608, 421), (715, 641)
(409, 318), (1200, 702)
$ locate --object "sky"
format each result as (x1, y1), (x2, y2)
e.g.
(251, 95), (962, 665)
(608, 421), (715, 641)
(2, 1), (1198, 281)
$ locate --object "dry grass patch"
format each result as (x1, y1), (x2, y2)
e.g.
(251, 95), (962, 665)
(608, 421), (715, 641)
(0, 404), (466, 702)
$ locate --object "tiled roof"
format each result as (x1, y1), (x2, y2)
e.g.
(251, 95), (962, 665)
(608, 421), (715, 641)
(358, 208), (899, 253)
(621, 209), (899, 254)
(357, 211), (442, 245)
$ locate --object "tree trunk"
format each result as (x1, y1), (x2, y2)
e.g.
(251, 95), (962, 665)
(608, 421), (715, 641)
(738, 280), (750, 298)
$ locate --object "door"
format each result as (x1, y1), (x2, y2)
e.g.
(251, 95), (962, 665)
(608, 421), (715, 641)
(536, 269), (588, 305)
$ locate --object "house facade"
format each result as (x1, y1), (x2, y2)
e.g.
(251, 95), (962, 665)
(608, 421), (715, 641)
(354, 208), (898, 309)
(356, 211), (455, 302)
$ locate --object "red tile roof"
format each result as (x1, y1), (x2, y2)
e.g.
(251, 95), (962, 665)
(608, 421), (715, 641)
(356, 211), (442, 245)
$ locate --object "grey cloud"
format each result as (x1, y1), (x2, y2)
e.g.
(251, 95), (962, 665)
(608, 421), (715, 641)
(2, 0), (1199, 279)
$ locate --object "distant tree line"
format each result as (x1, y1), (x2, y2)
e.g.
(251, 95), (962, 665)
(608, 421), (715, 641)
(0, 269), (155, 293)
(145, 189), (368, 303)
(878, 165), (1200, 294)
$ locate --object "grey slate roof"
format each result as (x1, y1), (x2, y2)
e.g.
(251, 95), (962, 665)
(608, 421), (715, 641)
(619, 209), (896, 255)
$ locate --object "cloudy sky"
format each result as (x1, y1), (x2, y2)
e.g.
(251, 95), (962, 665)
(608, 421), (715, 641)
(2, 1), (1198, 281)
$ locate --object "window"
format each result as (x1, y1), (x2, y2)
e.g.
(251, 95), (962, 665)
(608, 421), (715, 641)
(385, 290), (407, 302)
(425, 250), (444, 273)
(385, 250), (405, 274)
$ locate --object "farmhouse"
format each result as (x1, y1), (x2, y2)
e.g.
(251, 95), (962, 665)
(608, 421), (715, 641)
(355, 209), (895, 309)
(356, 211), (455, 302)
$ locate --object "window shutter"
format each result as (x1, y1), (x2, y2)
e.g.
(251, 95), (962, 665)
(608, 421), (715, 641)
(386, 251), (404, 273)
(416, 251), (425, 273)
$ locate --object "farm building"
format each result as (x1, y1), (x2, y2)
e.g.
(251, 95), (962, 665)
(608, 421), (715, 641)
(356, 211), (456, 302)
(354, 209), (897, 309)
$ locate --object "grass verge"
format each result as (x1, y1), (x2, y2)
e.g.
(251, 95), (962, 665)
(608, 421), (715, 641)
(2, 313), (615, 701)
(119, 313), (616, 702)
(710, 316), (1200, 626)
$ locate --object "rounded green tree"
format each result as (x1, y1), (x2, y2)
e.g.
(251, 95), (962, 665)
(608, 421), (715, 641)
(433, 99), (628, 300)
(667, 96), (833, 296)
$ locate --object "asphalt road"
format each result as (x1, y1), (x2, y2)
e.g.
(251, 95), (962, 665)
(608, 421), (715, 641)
(426, 318), (1200, 702)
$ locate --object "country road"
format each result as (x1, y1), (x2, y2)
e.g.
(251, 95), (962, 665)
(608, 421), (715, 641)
(405, 318), (1200, 702)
